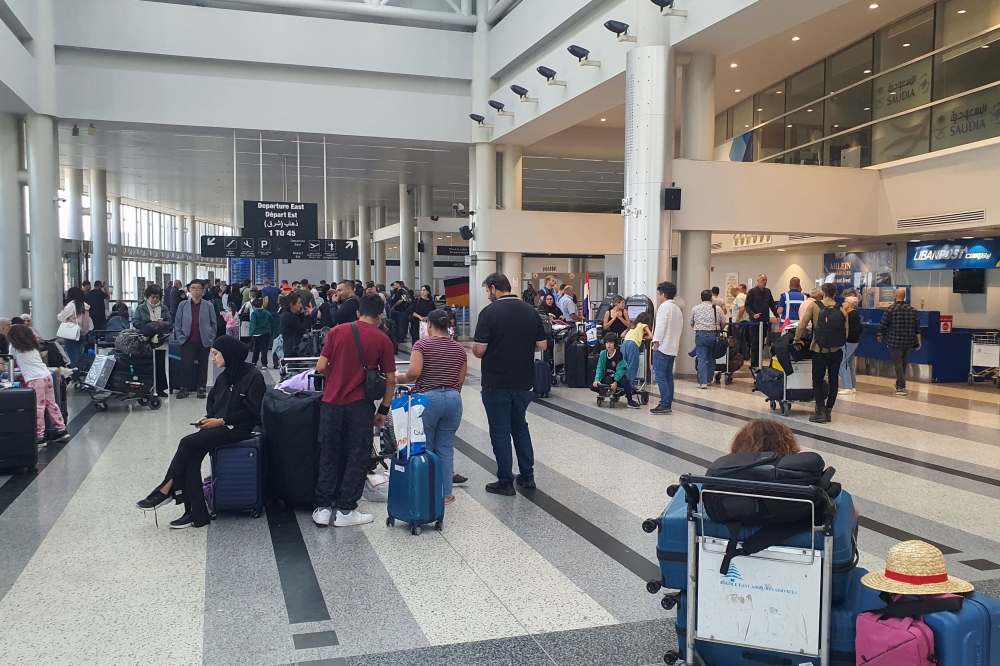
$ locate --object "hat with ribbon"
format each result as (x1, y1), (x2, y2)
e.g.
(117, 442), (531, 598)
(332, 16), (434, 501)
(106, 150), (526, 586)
(861, 540), (973, 595)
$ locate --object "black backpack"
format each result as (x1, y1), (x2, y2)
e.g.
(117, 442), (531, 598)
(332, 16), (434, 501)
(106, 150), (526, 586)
(814, 303), (847, 350)
(704, 451), (839, 574)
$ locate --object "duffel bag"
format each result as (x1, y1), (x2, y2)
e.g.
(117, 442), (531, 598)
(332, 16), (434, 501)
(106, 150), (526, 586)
(115, 329), (153, 357)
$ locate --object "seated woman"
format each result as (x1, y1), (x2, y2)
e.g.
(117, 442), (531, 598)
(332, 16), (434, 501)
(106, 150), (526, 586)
(591, 333), (640, 409)
(135, 336), (265, 529)
(541, 293), (564, 322)
(729, 418), (800, 456)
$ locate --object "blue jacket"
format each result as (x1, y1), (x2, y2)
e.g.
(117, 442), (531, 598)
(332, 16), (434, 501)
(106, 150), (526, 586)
(172, 298), (217, 347)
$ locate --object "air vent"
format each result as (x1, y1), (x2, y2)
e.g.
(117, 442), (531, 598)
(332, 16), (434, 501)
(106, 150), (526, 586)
(711, 243), (723, 250)
(788, 235), (820, 241)
(897, 210), (985, 229)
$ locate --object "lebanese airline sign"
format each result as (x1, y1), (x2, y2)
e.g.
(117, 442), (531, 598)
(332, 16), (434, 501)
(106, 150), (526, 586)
(906, 239), (1000, 270)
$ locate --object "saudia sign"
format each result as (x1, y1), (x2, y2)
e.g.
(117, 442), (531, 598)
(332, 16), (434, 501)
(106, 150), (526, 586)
(906, 239), (1000, 270)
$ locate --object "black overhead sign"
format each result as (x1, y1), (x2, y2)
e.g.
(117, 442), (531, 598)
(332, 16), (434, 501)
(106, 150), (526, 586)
(242, 201), (318, 239)
(201, 236), (358, 261)
(436, 245), (470, 256)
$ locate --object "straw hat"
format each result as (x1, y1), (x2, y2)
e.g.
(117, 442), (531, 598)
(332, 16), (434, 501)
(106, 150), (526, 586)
(862, 540), (973, 595)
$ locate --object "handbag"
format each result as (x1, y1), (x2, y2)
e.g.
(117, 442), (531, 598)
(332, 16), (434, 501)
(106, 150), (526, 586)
(712, 307), (728, 359)
(57, 320), (81, 341)
(351, 322), (387, 401)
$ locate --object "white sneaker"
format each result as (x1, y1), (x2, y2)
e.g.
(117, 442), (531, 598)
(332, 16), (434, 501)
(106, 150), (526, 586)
(838, 388), (856, 395)
(334, 509), (374, 527)
(697, 384), (708, 389)
(312, 507), (332, 527)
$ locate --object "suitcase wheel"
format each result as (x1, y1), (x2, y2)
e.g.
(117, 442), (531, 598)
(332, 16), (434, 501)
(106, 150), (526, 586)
(725, 373), (733, 385)
(609, 397), (619, 407)
(435, 519), (443, 531)
(149, 396), (162, 410)
(646, 580), (662, 594)
(639, 392), (649, 405)
(410, 525), (421, 536)
(138, 397), (148, 406)
(250, 509), (261, 519)
(597, 397), (605, 407)
(663, 650), (680, 664)
(769, 400), (777, 411)
(386, 516), (395, 527)
(780, 401), (791, 416)
(660, 594), (678, 610)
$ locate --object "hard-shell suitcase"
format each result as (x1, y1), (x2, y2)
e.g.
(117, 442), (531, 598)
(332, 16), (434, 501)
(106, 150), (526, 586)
(211, 437), (264, 517)
(565, 341), (589, 388)
(386, 449), (445, 534)
(754, 366), (784, 401)
(262, 388), (322, 506)
(655, 485), (860, 603)
(168, 342), (183, 392)
(586, 352), (600, 385)
(920, 592), (1000, 666)
(533, 359), (551, 398)
(44, 372), (68, 440)
(0, 386), (38, 471)
(675, 567), (878, 666)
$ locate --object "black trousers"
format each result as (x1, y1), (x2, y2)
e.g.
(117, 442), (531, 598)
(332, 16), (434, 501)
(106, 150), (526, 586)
(409, 317), (421, 345)
(180, 343), (210, 392)
(154, 348), (168, 393)
(590, 376), (635, 401)
(748, 320), (765, 367)
(161, 426), (250, 527)
(391, 311), (408, 342)
(315, 400), (375, 512)
(282, 333), (301, 363)
(812, 349), (843, 410)
(251, 334), (271, 366)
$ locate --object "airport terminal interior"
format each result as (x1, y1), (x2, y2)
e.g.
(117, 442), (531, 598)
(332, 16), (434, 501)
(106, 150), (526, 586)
(2, 0), (1000, 665)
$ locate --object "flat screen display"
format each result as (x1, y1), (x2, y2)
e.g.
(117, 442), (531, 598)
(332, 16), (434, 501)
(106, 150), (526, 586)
(953, 269), (986, 294)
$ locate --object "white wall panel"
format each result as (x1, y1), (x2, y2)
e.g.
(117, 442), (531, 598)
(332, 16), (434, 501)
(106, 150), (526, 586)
(0, 0), (36, 38)
(0, 21), (35, 112)
(475, 209), (622, 254)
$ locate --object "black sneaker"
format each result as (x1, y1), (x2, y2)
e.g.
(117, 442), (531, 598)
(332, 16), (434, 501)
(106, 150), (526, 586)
(515, 474), (536, 489)
(176, 389), (189, 400)
(650, 405), (672, 415)
(197, 388), (207, 399)
(156, 391), (168, 398)
(452, 473), (468, 486)
(169, 512), (195, 529)
(137, 489), (172, 511)
(627, 401), (641, 409)
(49, 430), (71, 443)
(485, 481), (516, 496)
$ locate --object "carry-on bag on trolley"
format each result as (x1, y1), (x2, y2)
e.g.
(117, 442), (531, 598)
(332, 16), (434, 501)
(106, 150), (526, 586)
(262, 387), (322, 506)
(533, 359), (551, 399)
(565, 340), (590, 388)
(210, 436), (264, 518)
(386, 390), (445, 535)
(0, 359), (38, 472)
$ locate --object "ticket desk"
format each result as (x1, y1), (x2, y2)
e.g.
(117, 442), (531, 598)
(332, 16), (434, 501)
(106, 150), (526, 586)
(855, 309), (971, 384)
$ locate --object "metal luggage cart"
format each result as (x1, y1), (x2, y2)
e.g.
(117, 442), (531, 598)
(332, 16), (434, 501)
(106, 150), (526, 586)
(84, 334), (161, 412)
(768, 359), (816, 416)
(278, 356), (322, 384)
(657, 476), (837, 666)
(633, 339), (652, 405)
(968, 332), (1000, 387)
(712, 325), (743, 386)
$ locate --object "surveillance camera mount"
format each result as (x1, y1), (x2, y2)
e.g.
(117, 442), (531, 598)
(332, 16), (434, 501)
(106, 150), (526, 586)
(536, 66), (566, 87)
(510, 85), (537, 103)
(618, 33), (637, 42)
(567, 45), (600, 67)
(650, 0), (687, 16)
(488, 100), (514, 117)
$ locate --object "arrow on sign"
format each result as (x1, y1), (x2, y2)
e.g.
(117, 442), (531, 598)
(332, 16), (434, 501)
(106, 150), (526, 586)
(207, 238), (216, 246)
(345, 241), (354, 249)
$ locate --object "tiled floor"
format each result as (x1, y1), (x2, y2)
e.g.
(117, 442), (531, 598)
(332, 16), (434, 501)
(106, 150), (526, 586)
(0, 358), (998, 666)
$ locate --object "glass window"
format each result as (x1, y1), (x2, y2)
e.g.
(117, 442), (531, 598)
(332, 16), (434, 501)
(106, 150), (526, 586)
(715, 113), (728, 146)
(876, 7), (935, 71)
(782, 63), (825, 161)
(872, 109), (931, 163)
(732, 98), (755, 137)
(931, 87), (1000, 151)
(935, 12), (1000, 101)
(825, 39), (874, 166)
(938, 0), (1000, 48)
(754, 83), (787, 161)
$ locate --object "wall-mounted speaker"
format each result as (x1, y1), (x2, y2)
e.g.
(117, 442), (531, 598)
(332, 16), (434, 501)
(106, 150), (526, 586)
(664, 187), (682, 211)
(459, 225), (474, 241)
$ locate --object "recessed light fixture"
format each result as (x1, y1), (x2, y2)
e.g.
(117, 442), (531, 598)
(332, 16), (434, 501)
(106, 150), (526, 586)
(864, 107), (871, 111)
(838, 244), (847, 248)
(730, 63), (738, 68)
(958, 9), (967, 13)
(869, 3), (879, 8)
(744, 124), (750, 128)
(833, 124), (839, 128)
(787, 124), (794, 128)
(757, 108), (763, 111)
(735, 89), (741, 93)
(777, 248), (786, 252)
(983, 45), (990, 48)
(962, 236), (974, 239)
(903, 43), (911, 47)
(792, 36), (800, 41)
(600, 118), (606, 122)
(910, 239), (921, 242)
(776, 90), (782, 94)
(807, 108), (814, 112)
(864, 69), (872, 74)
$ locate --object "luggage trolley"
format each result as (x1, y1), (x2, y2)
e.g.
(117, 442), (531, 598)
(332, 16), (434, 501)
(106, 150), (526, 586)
(968, 331), (1000, 387)
(712, 324), (744, 386)
(657, 475), (838, 666)
(83, 330), (162, 412)
(625, 294), (655, 404)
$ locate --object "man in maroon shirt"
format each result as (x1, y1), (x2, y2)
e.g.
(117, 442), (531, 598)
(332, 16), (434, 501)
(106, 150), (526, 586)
(312, 294), (396, 527)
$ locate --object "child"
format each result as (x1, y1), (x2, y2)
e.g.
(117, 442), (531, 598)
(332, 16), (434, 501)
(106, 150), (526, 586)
(223, 302), (240, 339)
(5, 324), (69, 445)
(249, 298), (273, 369)
(591, 332), (640, 409)
(621, 312), (654, 386)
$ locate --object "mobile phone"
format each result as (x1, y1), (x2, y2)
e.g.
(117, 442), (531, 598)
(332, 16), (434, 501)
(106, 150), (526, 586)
(189, 422), (200, 426)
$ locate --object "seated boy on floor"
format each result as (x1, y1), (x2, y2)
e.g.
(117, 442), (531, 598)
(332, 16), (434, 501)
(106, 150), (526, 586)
(591, 333), (640, 409)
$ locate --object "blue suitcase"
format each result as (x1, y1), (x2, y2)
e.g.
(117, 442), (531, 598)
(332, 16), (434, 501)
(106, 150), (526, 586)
(656, 486), (859, 603)
(921, 592), (1000, 666)
(211, 437), (264, 518)
(675, 567), (879, 666)
(533, 359), (551, 398)
(753, 366), (784, 401)
(386, 450), (445, 535)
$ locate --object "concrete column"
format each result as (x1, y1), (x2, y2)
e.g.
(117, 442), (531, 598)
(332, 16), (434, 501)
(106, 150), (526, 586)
(66, 168), (84, 241)
(89, 168), (108, 284)
(417, 184), (434, 291)
(0, 113), (23, 318)
(676, 231), (712, 374)
(358, 205), (372, 284)
(110, 195), (123, 297)
(332, 220), (344, 283)
(472, 142), (497, 324)
(399, 184), (415, 290)
(467, 146), (478, 323)
(374, 206), (387, 287)
(27, 114), (62, 338)
(500, 145), (522, 297)
(184, 214), (197, 282)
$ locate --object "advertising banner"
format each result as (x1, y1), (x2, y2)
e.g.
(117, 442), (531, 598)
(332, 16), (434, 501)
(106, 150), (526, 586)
(906, 239), (1000, 270)
(823, 251), (894, 291)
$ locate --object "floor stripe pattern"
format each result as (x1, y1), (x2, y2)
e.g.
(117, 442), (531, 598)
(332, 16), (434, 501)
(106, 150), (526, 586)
(0, 362), (998, 665)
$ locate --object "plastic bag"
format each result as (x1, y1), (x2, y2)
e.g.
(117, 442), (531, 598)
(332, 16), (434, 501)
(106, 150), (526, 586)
(585, 321), (598, 346)
(362, 473), (389, 502)
(390, 393), (430, 455)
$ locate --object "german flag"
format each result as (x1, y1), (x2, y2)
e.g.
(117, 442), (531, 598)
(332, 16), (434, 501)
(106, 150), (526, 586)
(444, 277), (470, 306)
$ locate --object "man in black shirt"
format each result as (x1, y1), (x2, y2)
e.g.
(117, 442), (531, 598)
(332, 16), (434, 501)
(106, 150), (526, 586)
(280, 294), (306, 373)
(331, 280), (359, 326)
(389, 281), (412, 343)
(744, 273), (777, 368)
(473, 273), (548, 496)
(86, 280), (110, 332)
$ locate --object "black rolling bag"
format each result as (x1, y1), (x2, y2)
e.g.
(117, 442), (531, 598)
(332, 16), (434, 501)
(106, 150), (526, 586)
(565, 341), (590, 388)
(262, 388), (323, 506)
(0, 386), (38, 472)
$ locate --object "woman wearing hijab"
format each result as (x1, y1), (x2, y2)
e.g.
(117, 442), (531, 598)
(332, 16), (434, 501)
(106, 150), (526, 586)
(134, 336), (265, 529)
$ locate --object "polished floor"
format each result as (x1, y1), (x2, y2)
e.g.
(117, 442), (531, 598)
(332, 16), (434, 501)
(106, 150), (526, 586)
(0, 356), (998, 666)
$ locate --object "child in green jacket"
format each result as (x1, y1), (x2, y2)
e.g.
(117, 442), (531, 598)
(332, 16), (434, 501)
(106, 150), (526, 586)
(591, 333), (639, 409)
(249, 299), (273, 369)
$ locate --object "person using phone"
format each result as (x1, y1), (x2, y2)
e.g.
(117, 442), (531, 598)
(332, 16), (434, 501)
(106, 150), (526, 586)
(133, 284), (174, 397)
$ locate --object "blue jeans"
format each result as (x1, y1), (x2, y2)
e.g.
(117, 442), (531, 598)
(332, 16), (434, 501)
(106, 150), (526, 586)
(652, 351), (675, 408)
(480, 388), (534, 485)
(420, 388), (463, 498)
(621, 340), (640, 384)
(61, 338), (85, 368)
(840, 341), (858, 389)
(695, 332), (717, 385)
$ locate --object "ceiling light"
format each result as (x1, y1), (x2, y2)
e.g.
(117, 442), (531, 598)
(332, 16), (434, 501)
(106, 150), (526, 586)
(776, 90), (782, 94)
(792, 36), (800, 41)
(777, 248), (786, 252)
(735, 89), (741, 93)
(983, 45), (990, 48)
(600, 118), (607, 122)
(807, 108), (813, 112)
(838, 244), (847, 248)
(864, 69), (872, 74)
(604, 20), (635, 42)
(962, 236), (974, 239)
(869, 3), (879, 8)
(910, 239), (921, 242)
(744, 124), (750, 128)
(864, 107), (871, 111)
(833, 124), (839, 128)
(537, 66), (566, 86)
(757, 108), (763, 111)
(787, 124), (794, 128)
(903, 43), (911, 47)
(958, 9), (967, 13)
(730, 63), (738, 68)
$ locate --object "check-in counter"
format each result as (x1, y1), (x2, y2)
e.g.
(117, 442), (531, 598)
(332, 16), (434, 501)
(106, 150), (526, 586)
(855, 309), (971, 383)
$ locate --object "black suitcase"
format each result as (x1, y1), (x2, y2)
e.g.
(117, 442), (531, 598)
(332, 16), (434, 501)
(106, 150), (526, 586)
(262, 388), (322, 506)
(533, 359), (551, 399)
(565, 341), (590, 388)
(586, 352), (600, 386)
(0, 387), (38, 471)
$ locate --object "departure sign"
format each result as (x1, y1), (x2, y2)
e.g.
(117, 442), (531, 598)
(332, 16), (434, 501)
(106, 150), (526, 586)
(201, 236), (357, 261)
(242, 201), (318, 239)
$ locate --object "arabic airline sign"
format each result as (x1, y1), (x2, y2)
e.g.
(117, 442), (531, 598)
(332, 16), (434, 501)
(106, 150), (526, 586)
(242, 200), (318, 239)
(201, 236), (357, 261)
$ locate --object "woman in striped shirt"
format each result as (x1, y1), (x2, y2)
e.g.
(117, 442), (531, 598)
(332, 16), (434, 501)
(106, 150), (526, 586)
(396, 308), (468, 505)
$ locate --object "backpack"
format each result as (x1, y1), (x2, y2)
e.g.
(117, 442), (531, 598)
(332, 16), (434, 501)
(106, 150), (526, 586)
(704, 451), (839, 575)
(856, 595), (964, 665)
(814, 303), (847, 350)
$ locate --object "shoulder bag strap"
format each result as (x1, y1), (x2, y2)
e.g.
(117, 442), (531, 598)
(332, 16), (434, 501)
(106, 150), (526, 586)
(351, 321), (370, 370)
(869, 595), (964, 618)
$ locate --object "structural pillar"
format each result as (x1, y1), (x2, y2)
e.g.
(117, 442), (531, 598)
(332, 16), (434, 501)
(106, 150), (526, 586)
(500, 145), (522, 296)
(66, 168), (84, 241)
(417, 184), (434, 293)
(90, 168), (108, 284)
(184, 214), (197, 282)
(110, 195), (123, 297)
(345, 220), (356, 281)
(27, 114), (62, 338)
(676, 52), (717, 374)
(332, 220), (344, 283)
(374, 206), (387, 287)
(0, 113), (23, 318)
(472, 142), (497, 324)
(358, 205), (372, 284)
(398, 184), (415, 290)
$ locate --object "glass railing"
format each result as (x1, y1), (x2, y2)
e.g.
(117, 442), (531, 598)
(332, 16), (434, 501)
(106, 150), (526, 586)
(739, 23), (1000, 167)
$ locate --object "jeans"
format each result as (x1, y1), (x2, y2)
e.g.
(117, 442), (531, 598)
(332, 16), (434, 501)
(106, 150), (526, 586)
(420, 388), (463, 498)
(621, 340), (640, 385)
(839, 341), (858, 389)
(61, 338), (85, 368)
(812, 349), (843, 410)
(26, 374), (65, 440)
(180, 342), (210, 392)
(251, 334), (271, 366)
(481, 388), (534, 485)
(652, 351), (675, 408)
(889, 347), (911, 390)
(315, 400), (376, 512)
(695, 332), (717, 386)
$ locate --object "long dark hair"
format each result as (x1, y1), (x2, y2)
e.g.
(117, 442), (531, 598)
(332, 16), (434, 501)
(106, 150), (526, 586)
(66, 287), (86, 314)
(426, 309), (451, 334)
(6, 324), (39, 353)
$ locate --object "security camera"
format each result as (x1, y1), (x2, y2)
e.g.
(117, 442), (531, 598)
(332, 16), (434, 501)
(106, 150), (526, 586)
(651, 0), (687, 16)
(650, 0), (674, 8)
(469, 113), (493, 129)
(488, 100), (513, 116)
(430, 215), (439, 221)
(568, 45), (601, 67)
(510, 84), (537, 103)
(604, 20), (636, 41)
(536, 66), (566, 86)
